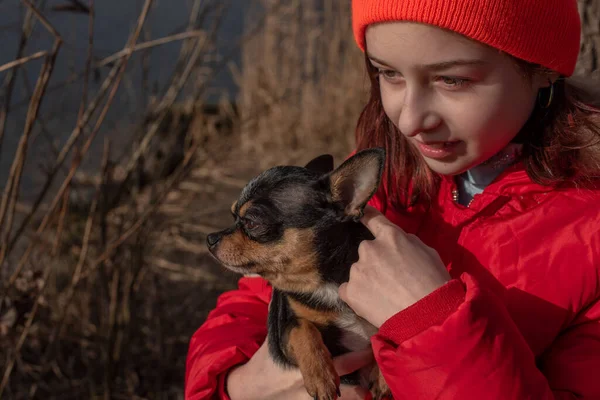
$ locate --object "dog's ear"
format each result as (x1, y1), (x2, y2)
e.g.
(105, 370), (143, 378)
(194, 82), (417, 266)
(326, 148), (385, 218)
(304, 154), (334, 175)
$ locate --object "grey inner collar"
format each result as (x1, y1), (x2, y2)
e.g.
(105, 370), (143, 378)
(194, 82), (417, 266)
(455, 143), (523, 205)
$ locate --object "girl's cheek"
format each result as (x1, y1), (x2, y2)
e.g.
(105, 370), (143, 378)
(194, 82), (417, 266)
(380, 93), (403, 128)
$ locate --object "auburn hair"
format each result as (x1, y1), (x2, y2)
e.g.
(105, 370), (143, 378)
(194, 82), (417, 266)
(355, 52), (600, 210)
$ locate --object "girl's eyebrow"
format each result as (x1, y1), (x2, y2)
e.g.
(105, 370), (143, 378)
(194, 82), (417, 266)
(421, 59), (488, 71)
(367, 54), (488, 71)
(367, 54), (393, 68)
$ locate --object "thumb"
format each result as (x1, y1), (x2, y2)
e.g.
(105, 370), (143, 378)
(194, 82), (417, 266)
(333, 348), (375, 376)
(338, 282), (348, 303)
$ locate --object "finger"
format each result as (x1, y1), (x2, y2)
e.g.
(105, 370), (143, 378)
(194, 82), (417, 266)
(333, 348), (375, 376)
(360, 205), (399, 237)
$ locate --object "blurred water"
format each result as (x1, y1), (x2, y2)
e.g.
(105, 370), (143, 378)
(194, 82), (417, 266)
(0, 0), (247, 197)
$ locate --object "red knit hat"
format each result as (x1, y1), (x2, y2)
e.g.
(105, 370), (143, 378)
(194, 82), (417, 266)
(352, 0), (581, 77)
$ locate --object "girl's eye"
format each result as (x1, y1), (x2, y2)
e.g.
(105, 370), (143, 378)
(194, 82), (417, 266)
(437, 76), (468, 88)
(377, 68), (403, 83)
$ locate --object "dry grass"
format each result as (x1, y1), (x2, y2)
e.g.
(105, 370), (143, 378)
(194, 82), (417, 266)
(0, 0), (598, 399)
(0, 1), (240, 398)
(577, 0), (600, 77)
(234, 0), (368, 168)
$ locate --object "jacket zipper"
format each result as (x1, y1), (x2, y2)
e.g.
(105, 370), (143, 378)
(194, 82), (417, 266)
(451, 188), (475, 208)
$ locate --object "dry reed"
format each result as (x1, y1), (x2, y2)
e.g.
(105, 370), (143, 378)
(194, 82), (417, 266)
(0, 1), (597, 399)
(235, 0), (368, 168)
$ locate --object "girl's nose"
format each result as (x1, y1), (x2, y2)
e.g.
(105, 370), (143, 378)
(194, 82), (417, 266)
(396, 89), (441, 137)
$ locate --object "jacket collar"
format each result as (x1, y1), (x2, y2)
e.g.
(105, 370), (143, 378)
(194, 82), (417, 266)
(434, 162), (559, 225)
(442, 161), (556, 198)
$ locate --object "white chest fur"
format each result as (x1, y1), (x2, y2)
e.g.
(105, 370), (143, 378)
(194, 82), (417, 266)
(335, 312), (377, 352)
(310, 283), (345, 309)
(306, 283), (377, 351)
(284, 283), (378, 352)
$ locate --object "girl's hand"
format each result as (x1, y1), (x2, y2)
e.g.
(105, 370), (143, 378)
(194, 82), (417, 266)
(226, 339), (374, 400)
(339, 205), (451, 328)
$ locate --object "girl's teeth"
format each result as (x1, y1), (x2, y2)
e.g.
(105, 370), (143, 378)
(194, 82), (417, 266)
(429, 143), (447, 149)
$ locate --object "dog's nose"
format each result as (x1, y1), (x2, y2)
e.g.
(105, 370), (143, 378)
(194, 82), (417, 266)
(206, 233), (221, 248)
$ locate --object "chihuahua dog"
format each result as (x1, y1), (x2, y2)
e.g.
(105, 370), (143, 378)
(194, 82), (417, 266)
(207, 148), (390, 400)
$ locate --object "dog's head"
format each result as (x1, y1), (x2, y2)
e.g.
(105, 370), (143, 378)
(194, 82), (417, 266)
(207, 148), (385, 292)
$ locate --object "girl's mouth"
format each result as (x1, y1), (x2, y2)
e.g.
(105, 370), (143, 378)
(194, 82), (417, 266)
(416, 141), (461, 159)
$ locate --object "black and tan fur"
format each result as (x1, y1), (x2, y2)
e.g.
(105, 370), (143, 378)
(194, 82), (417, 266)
(207, 148), (390, 400)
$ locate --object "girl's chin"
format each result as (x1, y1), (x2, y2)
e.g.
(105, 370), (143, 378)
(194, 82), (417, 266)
(424, 159), (474, 176)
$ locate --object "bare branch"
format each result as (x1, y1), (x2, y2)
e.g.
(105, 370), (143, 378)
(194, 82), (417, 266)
(31, 140), (110, 396)
(112, 34), (208, 205)
(20, 0), (62, 39)
(0, 2), (39, 163)
(0, 37), (61, 265)
(95, 30), (206, 68)
(3, 28), (208, 262)
(77, 0), (95, 122)
(81, 132), (199, 281)
(0, 50), (48, 73)
(0, 0), (153, 324)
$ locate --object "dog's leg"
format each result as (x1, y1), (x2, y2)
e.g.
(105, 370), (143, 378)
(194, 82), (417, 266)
(286, 319), (340, 400)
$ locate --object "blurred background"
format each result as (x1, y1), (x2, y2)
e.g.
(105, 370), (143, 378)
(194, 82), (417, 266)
(0, 0), (598, 398)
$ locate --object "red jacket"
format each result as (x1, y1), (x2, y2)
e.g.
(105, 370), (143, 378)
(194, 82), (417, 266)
(185, 162), (600, 399)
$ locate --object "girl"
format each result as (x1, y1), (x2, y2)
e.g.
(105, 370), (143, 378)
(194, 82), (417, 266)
(185, 0), (600, 399)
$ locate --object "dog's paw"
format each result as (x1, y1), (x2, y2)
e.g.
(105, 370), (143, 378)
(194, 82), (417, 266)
(370, 382), (392, 400)
(369, 364), (391, 400)
(303, 361), (340, 400)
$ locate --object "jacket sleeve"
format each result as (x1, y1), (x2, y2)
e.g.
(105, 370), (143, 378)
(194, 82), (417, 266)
(372, 273), (600, 400)
(185, 276), (272, 400)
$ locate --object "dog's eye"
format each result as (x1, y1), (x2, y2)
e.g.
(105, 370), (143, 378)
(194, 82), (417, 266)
(245, 219), (259, 230)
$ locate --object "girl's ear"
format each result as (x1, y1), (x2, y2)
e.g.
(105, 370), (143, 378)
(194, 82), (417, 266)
(326, 148), (385, 218)
(304, 154), (334, 175)
(533, 71), (560, 90)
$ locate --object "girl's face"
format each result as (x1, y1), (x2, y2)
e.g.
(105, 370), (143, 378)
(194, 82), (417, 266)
(365, 22), (553, 175)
